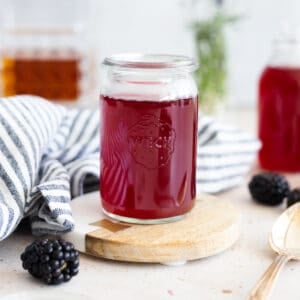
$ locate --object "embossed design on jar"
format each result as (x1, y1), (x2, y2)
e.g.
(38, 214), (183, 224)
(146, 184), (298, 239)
(128, 114), (176, 169)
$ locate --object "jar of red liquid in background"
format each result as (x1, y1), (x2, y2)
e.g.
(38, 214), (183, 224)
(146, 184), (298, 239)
(100, 54), (198, 224)
(258, 31), (300, 172)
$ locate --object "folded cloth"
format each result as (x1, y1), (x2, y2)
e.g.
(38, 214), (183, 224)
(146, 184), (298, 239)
(0, 96), (260, 241)
(0, 96), (99, 241)
(197, 114), (260, 193)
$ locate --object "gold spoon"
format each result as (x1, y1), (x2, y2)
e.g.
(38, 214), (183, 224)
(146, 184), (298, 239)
(249, 203), (300, 300)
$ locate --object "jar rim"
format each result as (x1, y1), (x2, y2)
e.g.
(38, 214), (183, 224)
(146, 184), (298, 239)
(103, 53), (198, 71)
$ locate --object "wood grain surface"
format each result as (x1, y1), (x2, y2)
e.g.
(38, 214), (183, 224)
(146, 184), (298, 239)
(65, 192), (240, 263)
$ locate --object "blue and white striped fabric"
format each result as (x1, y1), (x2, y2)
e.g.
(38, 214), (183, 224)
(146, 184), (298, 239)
(197, 114), (260, 193)
(0, 96), (99, 241)
(0, 96), (260, 241)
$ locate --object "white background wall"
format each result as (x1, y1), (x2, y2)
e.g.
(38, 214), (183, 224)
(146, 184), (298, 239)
(1, 0), (300, 107)
(225, 0), (300, 107)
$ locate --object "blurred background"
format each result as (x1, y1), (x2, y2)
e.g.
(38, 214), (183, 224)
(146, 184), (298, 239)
(0, 0), (298, 110)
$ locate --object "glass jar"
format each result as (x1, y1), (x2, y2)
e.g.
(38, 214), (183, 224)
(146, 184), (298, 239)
(258, 32), (300, 172)
(0, 0), (93, 106)
(100, 54), (198, 224)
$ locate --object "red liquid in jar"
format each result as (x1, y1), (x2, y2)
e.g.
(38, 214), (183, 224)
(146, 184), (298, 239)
(259, 66), (300, 171)
(100, 95), (198, 219)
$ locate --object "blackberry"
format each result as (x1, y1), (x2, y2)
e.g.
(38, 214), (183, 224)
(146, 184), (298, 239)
(287, 188), (300, 207)
(20, 238), (79, 285)
(248, 173), (290, 206)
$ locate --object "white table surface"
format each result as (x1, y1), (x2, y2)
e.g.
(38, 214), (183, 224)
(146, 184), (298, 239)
(1, 108), (300, 300)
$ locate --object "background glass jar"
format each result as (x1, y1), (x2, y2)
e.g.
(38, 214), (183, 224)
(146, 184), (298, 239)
(0, 0), (94, 106)
(100, 54), (198, 224)
(258, 31), (300, 172)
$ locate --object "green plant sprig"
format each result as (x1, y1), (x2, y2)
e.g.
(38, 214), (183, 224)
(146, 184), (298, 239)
(192, 13), (239, 113)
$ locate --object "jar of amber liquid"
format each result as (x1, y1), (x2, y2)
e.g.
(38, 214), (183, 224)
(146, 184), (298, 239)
(0, 27), (91, 104)
(100, 54), (198, 224)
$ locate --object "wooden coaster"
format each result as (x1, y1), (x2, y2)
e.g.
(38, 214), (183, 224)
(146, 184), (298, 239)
(65, 192), (240, 263)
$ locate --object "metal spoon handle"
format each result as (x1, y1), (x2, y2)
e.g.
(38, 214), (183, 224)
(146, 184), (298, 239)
(249, 254), (290, 300)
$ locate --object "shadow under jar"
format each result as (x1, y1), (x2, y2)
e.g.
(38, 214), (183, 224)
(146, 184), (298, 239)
(100, 54), (198, 224)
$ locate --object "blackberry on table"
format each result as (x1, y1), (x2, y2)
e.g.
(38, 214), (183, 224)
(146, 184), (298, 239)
(287, 188), (300, 208)
(20, 238), (79, 285)
(248, 173), (290, 206)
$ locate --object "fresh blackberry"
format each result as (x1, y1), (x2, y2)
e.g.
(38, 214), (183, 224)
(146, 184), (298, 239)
(248, 173), (290, 206)
(287, 188), (300, 207)
(20, 238), (79, 285)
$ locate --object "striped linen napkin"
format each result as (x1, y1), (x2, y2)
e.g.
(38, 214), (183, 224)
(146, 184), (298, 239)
(197, 114), (260, 193)
(0, 96), (260, 241)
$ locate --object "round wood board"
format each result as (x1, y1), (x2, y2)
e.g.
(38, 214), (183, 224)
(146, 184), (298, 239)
(64, 192), (240, 264)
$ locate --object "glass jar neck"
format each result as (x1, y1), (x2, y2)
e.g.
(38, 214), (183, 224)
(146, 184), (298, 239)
(100, 54), (198, 101)
(109, 67), (193, 84)
(269, 40), (300, 67)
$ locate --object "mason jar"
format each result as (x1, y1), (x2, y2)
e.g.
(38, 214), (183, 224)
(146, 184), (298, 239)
(0, 0), (93, 106)
(258, 31), (300, 172)
(100, 54), (198, 224)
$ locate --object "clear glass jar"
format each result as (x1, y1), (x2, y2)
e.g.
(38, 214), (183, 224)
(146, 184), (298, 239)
(100, 54), (198, 224)
(0, 0), (93, 106)
(258, 32), (300, 172)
